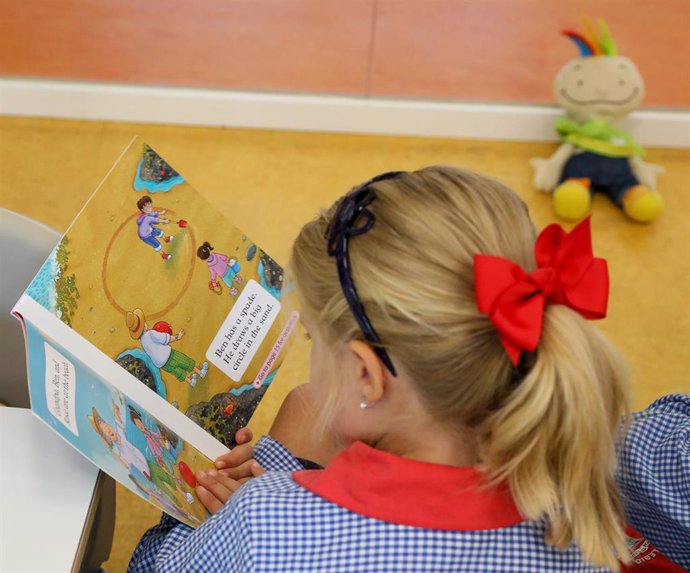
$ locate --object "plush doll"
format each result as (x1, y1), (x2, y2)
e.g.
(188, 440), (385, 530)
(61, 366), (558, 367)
(532, 19), (664, 223)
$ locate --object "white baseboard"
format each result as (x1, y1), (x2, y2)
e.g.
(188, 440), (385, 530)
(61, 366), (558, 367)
(1, 78), (688, 147)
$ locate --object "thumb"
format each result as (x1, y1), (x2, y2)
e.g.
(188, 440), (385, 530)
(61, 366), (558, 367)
(234, 427), (253, 445)
(250, 462), (266, 477)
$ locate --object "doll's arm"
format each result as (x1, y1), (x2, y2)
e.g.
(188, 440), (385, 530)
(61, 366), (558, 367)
(630, 155), (665, 190)
(531, 143), (575, 192)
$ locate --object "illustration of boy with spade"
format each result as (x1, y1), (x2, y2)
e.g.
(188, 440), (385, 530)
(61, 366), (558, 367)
(126, 308), (208, 387)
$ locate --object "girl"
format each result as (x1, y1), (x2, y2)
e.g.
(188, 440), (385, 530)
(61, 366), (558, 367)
(131, 167), (636, 572)
(197, 242), (243, 296)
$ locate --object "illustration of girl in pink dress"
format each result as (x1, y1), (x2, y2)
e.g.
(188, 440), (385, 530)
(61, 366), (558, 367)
(197, 241), (243, 296)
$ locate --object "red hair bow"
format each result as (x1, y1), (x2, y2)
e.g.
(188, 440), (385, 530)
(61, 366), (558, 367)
(474, 218), (609, 365)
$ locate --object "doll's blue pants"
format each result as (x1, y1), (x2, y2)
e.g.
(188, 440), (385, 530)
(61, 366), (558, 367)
(560, 152), (639, 206)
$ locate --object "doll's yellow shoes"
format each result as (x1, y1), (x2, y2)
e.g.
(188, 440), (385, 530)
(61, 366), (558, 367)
(553, 179), (663, 222)
(553, 178), (591, 221)
(622, 185), (664, 223)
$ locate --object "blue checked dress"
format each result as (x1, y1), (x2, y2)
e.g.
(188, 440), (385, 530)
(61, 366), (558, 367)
(617, 394), (690, 569)
(129, 394), (689, 572)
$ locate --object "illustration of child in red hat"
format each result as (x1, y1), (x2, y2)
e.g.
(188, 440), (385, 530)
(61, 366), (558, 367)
(126, 308), (208, 387)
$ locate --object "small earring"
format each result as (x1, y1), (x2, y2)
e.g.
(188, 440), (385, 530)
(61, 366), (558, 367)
(359, 400), (369, 409)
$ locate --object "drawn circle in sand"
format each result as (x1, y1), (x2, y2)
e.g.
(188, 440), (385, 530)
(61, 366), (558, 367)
(102, 212), (197, 319)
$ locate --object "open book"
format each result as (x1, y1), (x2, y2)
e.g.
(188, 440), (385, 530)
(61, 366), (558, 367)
(11, 138), (298, 527)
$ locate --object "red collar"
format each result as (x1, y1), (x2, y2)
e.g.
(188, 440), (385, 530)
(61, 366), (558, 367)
(293, 441), (523, 530)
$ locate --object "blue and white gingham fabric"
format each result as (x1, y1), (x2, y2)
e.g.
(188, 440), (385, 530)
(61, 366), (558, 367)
(128, 394), (689, 572)
(616, 393), (690, 568)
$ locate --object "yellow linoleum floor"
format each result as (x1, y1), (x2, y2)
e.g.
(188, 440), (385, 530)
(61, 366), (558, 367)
(1, 117), (688, 572)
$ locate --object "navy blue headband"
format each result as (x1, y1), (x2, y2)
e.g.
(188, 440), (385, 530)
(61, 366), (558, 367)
(326, 171), (405, 377)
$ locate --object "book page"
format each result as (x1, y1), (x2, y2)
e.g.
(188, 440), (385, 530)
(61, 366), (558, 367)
(23, 319), (212, 527)
(22, 138), (297, 448)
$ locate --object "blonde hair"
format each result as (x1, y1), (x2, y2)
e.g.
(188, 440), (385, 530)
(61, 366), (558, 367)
(290, 166), (631, 569)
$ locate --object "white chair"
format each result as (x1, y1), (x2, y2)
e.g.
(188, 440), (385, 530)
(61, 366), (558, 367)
(0, 208), (115, 572)
(0, 208), (63, 407)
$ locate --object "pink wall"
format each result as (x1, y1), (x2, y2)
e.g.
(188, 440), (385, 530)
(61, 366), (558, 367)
(1, 0), (687, 108)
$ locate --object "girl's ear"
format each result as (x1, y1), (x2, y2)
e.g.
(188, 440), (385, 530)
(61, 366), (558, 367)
(347, 340), (386, 405)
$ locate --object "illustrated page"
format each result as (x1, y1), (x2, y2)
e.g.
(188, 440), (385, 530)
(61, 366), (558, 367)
(23, 319), (213, 527)
(25, 139), (297, 447)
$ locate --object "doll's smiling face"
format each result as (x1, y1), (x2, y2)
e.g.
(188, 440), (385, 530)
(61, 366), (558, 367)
(555, 56), (644, 122)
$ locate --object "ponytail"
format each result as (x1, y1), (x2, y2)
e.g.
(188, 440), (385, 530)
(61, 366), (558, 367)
(479, 305), (630, 570)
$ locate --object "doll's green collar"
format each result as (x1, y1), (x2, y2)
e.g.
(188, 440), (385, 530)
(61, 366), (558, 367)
(555, 117), (644, 158)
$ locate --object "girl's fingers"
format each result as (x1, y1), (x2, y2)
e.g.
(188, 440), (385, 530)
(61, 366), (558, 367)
(235, 427), (253, 445)
(194, 470), (242, 513)
(196, 485), (224, 514)
(219, 461), (265, 482)
(215, 442), (253, 469)
(218, 458), (257, 480)
(250, 462), (266, 477)
(200, 469), (242, 496)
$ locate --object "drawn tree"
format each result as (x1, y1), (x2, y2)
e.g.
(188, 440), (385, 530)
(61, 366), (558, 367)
(54, 238), (80, 327)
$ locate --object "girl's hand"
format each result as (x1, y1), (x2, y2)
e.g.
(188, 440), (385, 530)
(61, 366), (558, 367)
(195, 463), (264, 514)
(195, 427), (265, 513)
(214, 427), (264, 480)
